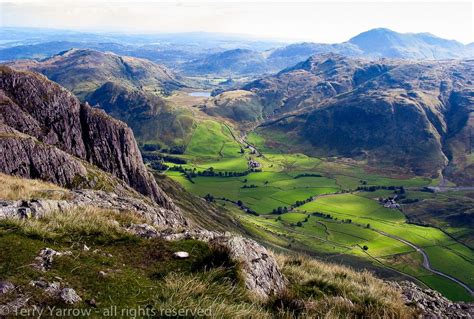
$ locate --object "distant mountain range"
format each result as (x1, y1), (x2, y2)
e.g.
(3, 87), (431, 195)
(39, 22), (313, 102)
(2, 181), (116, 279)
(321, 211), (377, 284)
(2, 28), (472, 77)
(183, 28), (473, 76)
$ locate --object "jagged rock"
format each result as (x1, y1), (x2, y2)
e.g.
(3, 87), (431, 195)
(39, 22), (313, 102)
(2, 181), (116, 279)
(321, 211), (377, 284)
(0, 281), (14, 295)
(173, 251), (189, 259)
(127, 223), (160, 238)
(60, 288), (82, 304)
(392, 281), (474, 318)
(32, 248), (71, 272)
(0, 188), (187, 227)
(0, 66), (180, 213)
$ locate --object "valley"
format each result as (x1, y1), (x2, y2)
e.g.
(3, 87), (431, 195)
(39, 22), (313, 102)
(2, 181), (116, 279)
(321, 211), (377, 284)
(153, 109), (474, 302)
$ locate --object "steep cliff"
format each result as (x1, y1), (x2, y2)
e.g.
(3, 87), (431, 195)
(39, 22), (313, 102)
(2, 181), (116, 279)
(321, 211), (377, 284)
(0, 66), (178, 211)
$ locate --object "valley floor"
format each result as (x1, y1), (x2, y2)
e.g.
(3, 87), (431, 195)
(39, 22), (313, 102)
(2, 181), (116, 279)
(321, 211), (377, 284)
(156, 121), (474, 302)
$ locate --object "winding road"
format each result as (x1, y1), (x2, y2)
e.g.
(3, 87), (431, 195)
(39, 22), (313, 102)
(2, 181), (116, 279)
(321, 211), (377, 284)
(374, 229), (474, 296)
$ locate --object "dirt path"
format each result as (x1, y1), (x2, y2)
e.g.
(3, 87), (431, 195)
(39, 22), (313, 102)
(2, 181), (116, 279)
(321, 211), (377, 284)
(374, 229), (474, 296)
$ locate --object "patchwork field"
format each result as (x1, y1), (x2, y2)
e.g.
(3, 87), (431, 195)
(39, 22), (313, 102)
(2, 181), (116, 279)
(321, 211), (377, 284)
(162, 124), (474, 301)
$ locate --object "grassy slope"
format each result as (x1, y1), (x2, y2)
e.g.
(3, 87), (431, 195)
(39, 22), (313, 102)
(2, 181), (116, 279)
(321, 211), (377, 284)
(0, 175), (414, 318)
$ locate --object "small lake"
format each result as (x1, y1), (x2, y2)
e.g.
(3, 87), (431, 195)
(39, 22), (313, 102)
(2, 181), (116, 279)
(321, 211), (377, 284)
(188, 91), (211, 97)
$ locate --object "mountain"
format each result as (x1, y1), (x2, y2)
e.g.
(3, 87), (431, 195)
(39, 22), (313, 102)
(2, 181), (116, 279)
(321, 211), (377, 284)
(347, 28), (472, 59)
(0, 66), (181, 213)
(179, 29), (473, 76)
(209, 54), (474, 177)
(8, 48), (185, 99)
(7, 49), (195, 146)
(180, 48), (268, 76)
(265, 42), (362, 71)
(86, 81), (195, 146)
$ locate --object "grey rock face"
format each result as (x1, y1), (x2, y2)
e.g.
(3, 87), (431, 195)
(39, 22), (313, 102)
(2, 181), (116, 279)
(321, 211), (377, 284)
(393, 281), (474, 318)
(0, 188), (188, 228)
(0, 66), (178, 212)
(0, 125), (90, 189)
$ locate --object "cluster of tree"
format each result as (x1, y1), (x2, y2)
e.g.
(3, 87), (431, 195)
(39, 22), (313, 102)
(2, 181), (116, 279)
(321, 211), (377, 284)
(294, 173), (322, 179)
(271, 206), (289, 215)
(142, 153), (187, 165)
(235, 199), (257, 215)
(356, 185), (405, 193)
(165, 145), (186, 155)
(138, 143), (186, 155)
(139, 142), (162, 152)
(149, 161), (168, 171)
(291, 196), (313, 209)
(295, 216), (310, 227)
(241, 184), (258, 189)
(311, 212), (335, 220)
(198, 168), (250, 177)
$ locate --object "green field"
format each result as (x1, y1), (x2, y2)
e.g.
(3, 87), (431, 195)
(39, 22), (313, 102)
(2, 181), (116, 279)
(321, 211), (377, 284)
(164, 125), (474, 301)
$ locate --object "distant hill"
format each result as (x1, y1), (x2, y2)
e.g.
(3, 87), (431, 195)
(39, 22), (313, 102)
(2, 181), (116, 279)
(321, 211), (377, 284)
(7, 49), (194, 146)
(347, 28), (472, 59)
(86, 81), (195, 147)
(179, 49), (268, 76)
(208, 54), (474, 177)
(8, 49), (185, 99)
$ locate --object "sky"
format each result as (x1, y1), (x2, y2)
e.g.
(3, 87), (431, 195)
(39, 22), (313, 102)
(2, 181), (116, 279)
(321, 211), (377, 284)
(1, 0), (473, 44)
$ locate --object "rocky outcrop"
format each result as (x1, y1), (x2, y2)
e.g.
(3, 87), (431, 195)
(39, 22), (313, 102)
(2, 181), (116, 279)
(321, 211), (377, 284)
(127, 225), (288, 299)
(0, 66), (179, 213)
(393, 281), (473, 318)
(0, 125), (89, 188)
(30, 279), (81, 304)
(209, 235), (288, 298)
(33, 248), (72, 272)
(0, 188), (188, 228)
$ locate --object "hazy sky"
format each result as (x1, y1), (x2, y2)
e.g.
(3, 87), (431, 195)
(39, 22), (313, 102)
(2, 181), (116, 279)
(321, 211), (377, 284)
(1, 0), (473, 44)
